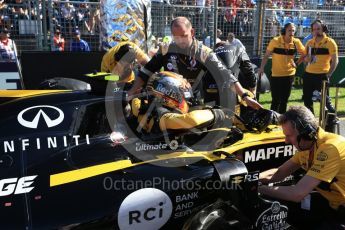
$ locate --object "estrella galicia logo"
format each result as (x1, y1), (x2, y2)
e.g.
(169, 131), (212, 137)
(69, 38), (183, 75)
(255, 201), (288, 229)
(17, 105), (64, 129)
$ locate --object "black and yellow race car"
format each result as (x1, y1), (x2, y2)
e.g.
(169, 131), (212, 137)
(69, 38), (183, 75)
(0, 85), (295, 230)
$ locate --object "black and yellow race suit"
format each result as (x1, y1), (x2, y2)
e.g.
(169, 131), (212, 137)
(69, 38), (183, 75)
(131, 98), (219, 133)
(130, 97), (242, 150)
(138, 39), (238, 106)
(130, 95), (244, 149)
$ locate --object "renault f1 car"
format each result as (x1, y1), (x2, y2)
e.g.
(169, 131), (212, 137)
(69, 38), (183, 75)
(0, 86), (296, 230)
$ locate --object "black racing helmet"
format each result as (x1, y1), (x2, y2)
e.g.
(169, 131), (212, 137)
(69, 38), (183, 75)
(147, 71), (193, 114)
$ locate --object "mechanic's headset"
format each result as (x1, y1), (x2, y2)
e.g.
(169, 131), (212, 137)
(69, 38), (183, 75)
(311, 19), (328, 33)
(281, 22), (294, 35)
(294, 116), (317, 142)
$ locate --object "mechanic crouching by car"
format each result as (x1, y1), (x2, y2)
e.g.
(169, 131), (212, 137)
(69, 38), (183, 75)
(127, 16), (262, 110)
(259, 105), (345, 229)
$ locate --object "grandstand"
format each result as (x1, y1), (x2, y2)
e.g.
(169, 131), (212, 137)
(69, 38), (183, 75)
(1, 0), (345, 56)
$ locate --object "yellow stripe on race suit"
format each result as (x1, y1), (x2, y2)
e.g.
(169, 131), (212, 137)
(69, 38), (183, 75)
(0, 90), (69, 98)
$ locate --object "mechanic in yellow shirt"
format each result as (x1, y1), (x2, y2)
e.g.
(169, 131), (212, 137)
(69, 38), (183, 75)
(101, 41), (150, 89)
(258, 23), (305, 113)
(304, 20), (339, 114)
(259, 105), (345, 229)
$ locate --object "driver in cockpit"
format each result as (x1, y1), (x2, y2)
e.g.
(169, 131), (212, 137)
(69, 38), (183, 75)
(131, 71), (229, 133)
(130, 71), (279, 147)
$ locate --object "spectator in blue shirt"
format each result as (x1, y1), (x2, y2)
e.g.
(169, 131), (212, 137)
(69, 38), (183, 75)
(70, 29), (90, 51)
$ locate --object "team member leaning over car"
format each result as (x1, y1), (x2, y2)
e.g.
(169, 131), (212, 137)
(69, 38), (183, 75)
(127, 16), (262, 110)
(259, 105), (345, 229)
(101, 42), (150, 90)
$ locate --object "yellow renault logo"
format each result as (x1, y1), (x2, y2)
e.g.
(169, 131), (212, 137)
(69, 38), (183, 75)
(231, 176), (243, 184)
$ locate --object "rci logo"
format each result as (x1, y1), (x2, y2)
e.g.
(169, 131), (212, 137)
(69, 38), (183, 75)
(17, 105), (64, 129)
(118, 188), (173, 230)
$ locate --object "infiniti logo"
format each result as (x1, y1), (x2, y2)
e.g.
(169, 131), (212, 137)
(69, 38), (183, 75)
(17, 105), (64, 129)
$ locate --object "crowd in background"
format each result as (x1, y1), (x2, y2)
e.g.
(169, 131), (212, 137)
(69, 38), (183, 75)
(153, 0), (345, 43)
(1, 0), (345, 52)
(0, 0), (100, 36)
(1, 0), (345, 36)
